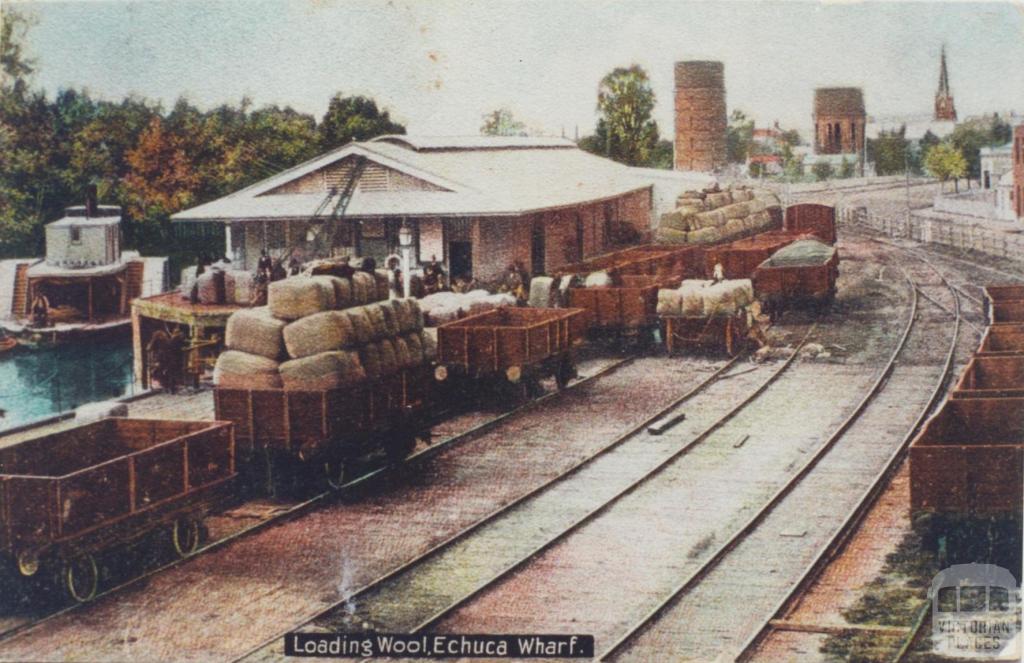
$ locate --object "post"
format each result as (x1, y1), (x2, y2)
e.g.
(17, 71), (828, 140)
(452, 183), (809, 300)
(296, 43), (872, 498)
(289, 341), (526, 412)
(402, 246), (411, 299)
(225, 223), (234, 262)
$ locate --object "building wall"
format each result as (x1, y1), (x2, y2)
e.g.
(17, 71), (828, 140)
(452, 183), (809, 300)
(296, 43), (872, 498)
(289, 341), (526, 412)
(1015, 125), (1024, 219)
(814, 114), (866, 155)
(473, 215), (533, 282)
(45, 224), (118, 267)
(673, 61), (727, 172)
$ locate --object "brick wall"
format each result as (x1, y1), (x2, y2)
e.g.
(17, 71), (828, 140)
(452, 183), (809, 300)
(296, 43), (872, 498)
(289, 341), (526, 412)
(1014, 125), (1024, 220)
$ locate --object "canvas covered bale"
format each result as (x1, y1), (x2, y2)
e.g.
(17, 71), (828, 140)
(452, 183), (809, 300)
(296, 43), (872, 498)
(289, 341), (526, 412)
(351, 271), (376, 305)
(694, 209), (728, 230)
(404, 332), (424, 366)
(529, 276), (557, 308)
(585, 271), (613, 288)
(230, 270), (256, 306)
(225, 306), (286, 360)
(214, 350), (282, 389)
(701, 279), (754, 317)
(393, 336), (412, 368)
(485, 293), (516, 308)
(655, 226), (689, 244)
(359, 342), (383, 379)
(395, 298), (424, 332)
(660, 205), (702, 232)
(425, 305), (461, 326)
(268, 276), (336, 320)
(705, 191), (732, 209)
(283, 310), (357, 359)
(657, 288), (683, 316)
(279, 350), (365, 390)
(421, 328), (437, 360)
(764, 239), (836, 267)
(345, 306), (376, 344)
(378, 338), (400, 375)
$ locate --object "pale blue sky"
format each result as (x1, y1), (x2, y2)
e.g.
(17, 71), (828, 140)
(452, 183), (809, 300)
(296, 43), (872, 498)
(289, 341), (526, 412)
(9, 0), (1024, 138)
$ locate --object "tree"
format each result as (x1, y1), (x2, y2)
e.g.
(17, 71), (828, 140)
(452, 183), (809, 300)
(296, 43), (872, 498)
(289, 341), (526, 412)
(648, 139), (673, 170)
(779, 129), (802, 148)
(595, 65), (660, 167)
(949, 115), (1013, 180)
(480, 107), (526, 136)
(318, 94), (404, 151)
(123, 116), (199, 220)
(867, 127), (910, 176)
(1, 9), (34, 97)
(726, 110), (754, 164)
(839, 157), (856, 179)
(812, 160), (834, 182)
(924, 142), (968, 192)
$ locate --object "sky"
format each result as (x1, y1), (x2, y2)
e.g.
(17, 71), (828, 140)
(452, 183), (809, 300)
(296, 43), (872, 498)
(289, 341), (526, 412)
(8, 0), (1024, 139)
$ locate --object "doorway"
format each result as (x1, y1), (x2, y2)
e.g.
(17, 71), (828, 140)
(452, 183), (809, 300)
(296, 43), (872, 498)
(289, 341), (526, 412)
(448, 241), (473, 280)
(531, 219), (546, 276)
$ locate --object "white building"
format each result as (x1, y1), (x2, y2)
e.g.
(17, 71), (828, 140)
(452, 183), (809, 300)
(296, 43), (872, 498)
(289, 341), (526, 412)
(980, 143), (1013, 190)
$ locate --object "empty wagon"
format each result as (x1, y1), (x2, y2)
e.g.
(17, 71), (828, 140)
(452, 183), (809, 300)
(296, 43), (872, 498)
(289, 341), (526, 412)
(976, 324), (1024, 356)
(951, 355), (1024, 399)
(0, 418), (236, 602)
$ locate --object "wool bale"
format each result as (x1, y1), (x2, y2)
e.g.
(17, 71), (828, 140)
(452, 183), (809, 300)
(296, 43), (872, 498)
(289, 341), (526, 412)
(378, 301), (401, 337)
(225, 307), (286, 359)
(195, 271), (222, 304)
(378, 338), (399, 375)
(746, 198), (768, 215)
(425, 305), (461, 326)
(359, 342), (383, 379)
(268, 277), (335, 320)
(214, 350), (282, 389)
(283, 311), (357, 359)
(393, 336), (413, 368)
(420, 328), (437, 360)
(688, 227), (721, 244)
(661, 205), (702, 232)
(723, 218), (746, 238)
(730, 188), (754, 203)
(230, 270), (255, 306)
(485, 293), (516, 308)
(405, 298), (425, 331)
(657, 289), (682, 316)
(345, 307), (376, 344)
(585, 271), (613, 288)
(323, 276), (352, 309)
(362, 303), (388, 339)
(373, 270), (390, 302)
(279, 350), (365, 390)
(179, 266), (198, 299)
(705, 191), (732, 209)
(404, 332), (424, 366)
(655, 227), (689, 244)
(351, 271), (376, 305)
(695, 209), (727, 229)
(701, 279), (754, 317)
(723, 202), (751, 220)
(466, 289), (490, 301)
(680, 280), (712, 317)
(529, 276), (557, 308)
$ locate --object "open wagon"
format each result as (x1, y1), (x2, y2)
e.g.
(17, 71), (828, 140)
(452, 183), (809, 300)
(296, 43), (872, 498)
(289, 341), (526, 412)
(752, 241), (839, 321)
(951, 355), (1024, 399)
(214, 366), (432, 492)
(566, 275), (679, 347)
(0, 418), (235, 602)
(783, 203), (837, 244)
(989, 300), (1024, 325)
(976, 324), (1024, 356)
(435, 307), (588, 398)
(704, 231), (810, 280)
(661, 310), (750, 357)
(909, 397), (1024, 514)
(555, 244), (705, 281)
(983, 285), (1024, 324)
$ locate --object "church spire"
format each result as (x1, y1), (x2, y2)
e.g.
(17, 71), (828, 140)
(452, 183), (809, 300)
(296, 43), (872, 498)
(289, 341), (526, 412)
(934, 44), (957, 122)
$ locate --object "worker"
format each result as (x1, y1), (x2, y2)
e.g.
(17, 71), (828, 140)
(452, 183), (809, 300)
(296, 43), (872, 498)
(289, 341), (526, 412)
(712, 262), (725, 283)
(30, 292), (50, 328)
(423, 256), (446, 294)
(288, 256), (302, 277)
(502, 263), (527, 304)
(147, 328), (184, 394)
(386, 255), (402, 299)
(257, 249), (273, 281)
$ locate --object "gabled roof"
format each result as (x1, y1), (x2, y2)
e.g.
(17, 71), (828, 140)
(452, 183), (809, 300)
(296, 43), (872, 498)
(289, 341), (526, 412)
(172, 136), (659, 222)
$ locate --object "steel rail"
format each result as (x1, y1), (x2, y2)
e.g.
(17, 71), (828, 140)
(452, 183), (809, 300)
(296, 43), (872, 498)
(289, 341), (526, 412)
(598, 270), (924, 662)
(0, 355), (636, 647)
(733, 252), (961, 662)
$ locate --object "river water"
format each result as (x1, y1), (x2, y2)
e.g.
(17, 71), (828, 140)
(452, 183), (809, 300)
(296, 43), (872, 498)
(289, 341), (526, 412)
(0, 337), (135, 431)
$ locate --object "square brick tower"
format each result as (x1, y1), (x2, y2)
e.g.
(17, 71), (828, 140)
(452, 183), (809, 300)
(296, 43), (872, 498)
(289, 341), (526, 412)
(813, 87), (866, 155)
(1014, 124), (1023, 220)
(674, 61), (727, 172)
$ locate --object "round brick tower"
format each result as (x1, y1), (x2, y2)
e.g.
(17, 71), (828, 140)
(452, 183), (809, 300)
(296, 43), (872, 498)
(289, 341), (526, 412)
(674, 61), (727, 172)
(813, 87), (866, 155)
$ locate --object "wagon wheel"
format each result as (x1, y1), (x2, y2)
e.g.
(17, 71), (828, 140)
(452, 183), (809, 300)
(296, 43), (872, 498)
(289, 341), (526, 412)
(171, 517), (201, 558)
(16, 549), (40, 577)
(63, 552), (98, 603)
(323, 458), (348, 490)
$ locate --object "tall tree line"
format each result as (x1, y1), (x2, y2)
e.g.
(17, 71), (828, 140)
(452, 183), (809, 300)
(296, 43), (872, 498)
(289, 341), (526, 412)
(0, 11), (404, 261)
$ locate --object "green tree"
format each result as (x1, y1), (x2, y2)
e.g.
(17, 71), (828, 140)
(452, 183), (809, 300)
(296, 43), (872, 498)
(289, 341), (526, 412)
(924, 142), (968, 192)
(595, 65), (659, 167)
(726, 110), (754, 163)
(949, 115), (1013, 180)
(480, 107), (526, 136)
(812, 160), (834, 182)
(867, 127), (910, 176)
(648, 139), (673, 170)
(318, 93), (405, 151)
(779, 129), (802, 148)
(839, 157), (856, 179)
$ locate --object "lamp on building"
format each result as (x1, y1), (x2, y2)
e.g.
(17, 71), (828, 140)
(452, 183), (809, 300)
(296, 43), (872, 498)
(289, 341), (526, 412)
(398, 221), (413, 299)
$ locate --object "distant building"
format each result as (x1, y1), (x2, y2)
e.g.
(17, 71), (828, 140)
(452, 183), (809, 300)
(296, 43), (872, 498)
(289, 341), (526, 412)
(1015, 125), (1024, 220)
(813, 88), (866, 156)
(674, 61), (728, 173)
(980, 143), (1013, 190)
(934, 46), (958, 122)
(172, 135), (711, 282)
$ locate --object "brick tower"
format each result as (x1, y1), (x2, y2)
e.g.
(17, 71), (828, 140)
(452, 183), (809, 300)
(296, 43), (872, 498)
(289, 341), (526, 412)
(934, 45), (957, 122)
(673, 61), (727, 172)
(813, 88), (865, 155)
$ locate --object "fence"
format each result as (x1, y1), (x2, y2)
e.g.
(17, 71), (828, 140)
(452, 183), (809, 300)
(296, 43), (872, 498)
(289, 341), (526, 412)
(839, 206), (1024, 262)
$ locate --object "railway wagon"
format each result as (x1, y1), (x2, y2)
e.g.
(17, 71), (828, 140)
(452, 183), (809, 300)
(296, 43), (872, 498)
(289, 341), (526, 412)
(752, 247), (839, 320)
(435, 307), (588, 393)
(0, 418), (235, 602)
(982, 285), (1024, 323)
(989, 300), (1024, 325)
(704, 231), (811, 280)
(214, 366), (432, 491)
(783, 203), (837, 244)
(661, 310), (750, 357)
(566, 275), (679, 343)
(909, 397), (1024, 514)
(976, 324), (1024, 356)
(951, 355), (1024, 399)
(555, 244), (705, 280)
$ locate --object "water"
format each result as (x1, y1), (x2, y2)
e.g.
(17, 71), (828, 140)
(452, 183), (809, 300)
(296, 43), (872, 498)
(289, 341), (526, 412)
(0, 337), (135, 431)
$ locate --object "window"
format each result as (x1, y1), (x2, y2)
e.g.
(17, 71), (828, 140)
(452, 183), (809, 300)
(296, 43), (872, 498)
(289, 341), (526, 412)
(70, 226), (81, 244)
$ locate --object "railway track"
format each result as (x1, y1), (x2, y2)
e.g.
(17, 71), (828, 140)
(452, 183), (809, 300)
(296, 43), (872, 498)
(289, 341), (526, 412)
(0, 354), (636, 647)
(233, 327), (816, 662)
(732, 248), (962, 662)
(596, 255), (961, 661)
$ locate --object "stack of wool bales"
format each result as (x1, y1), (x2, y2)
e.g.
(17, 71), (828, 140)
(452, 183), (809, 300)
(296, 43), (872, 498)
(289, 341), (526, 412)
(656, 279), (754, 318)
(180, 266), (259, 306)
(214, 274), (432, 391)
(419, 290), (517, 326)
(656, 186), (782, 246)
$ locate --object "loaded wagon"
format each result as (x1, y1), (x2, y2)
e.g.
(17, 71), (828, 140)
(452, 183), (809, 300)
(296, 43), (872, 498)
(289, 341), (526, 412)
(783, 203), (837, 244)
(661, 311), (750, 357)
(566, 275), (679, 346)
(909, 397), (1024, 514)
(214, 366), (432, 491)
(704, 231), (810, 280)
(951, 355), (1024, 399)
(0, 418), (235, 602)
(976, 324), (1024, 356)
(752, 239), (839, 320)
(435, 307), (588, 397)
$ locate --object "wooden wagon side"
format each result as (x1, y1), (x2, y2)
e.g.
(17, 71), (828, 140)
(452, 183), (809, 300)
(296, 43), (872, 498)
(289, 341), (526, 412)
(752, 250), (839, 315)
(977, 324), (1024, 356)
(783, 203), (837, 244)
(662, 310), (750, 357)
(567, 275), (678, 334)
(951, 355), (1024, 399)
(989, 300), (1024, 325)
(0, 418), (235, 601)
